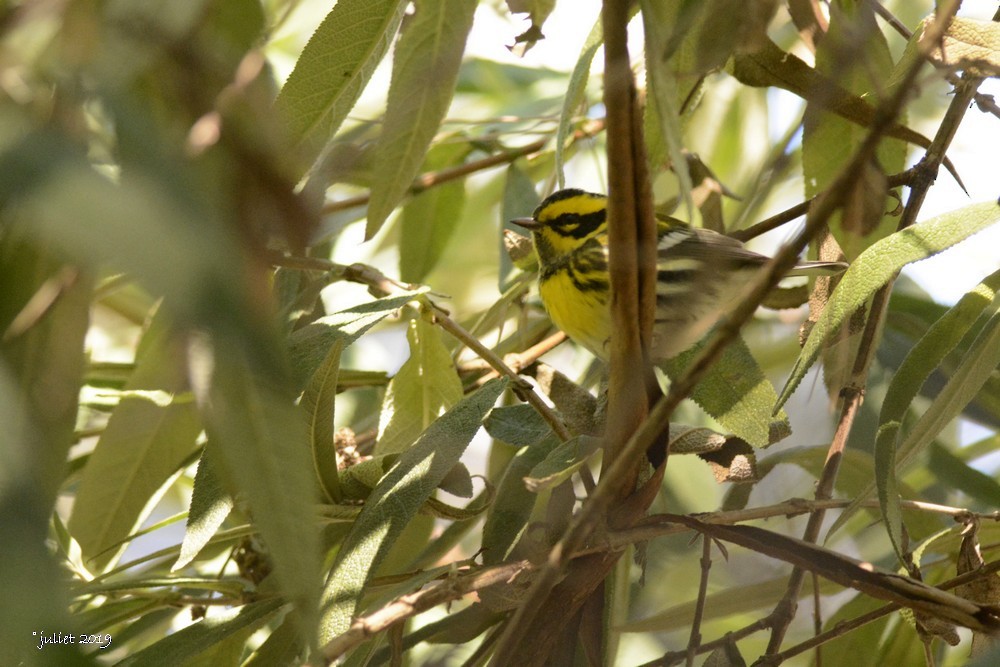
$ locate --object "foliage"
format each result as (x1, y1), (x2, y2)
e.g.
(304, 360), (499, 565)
(2, 0), (1000, 665)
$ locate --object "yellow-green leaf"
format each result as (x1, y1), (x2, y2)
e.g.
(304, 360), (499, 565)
(366, 0), (477, 238)
(377, 316), (463, 454)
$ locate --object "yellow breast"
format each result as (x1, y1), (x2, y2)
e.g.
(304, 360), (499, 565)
(538, 271), (611, 360)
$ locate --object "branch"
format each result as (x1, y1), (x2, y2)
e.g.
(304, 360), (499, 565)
(321, 119), (607, 215)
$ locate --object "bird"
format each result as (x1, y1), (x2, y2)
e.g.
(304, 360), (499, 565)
(511, 188), (847, 361)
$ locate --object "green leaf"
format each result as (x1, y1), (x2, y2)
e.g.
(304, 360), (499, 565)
(778, 200), (1000, 408)
(173, 443), (233, 571)
(729, 39), (938, 169)
(640, 0), (694, 216)
(365, 0), (477, 237)
(69, 310), (202, 571)
(114, 598), (286, 667)
(376, 316), (463, 454)
(872, 269), (1000, 558)
(302, 338), (345, 503)
(662, 336), (790, 447)
(484, 404), (553, 447)
(524, 436), (601, 492)
(482, 436), (558, 565)
(554, 16), (602, 188)
(398, 141), (470, 283)
(892, 307), (1000, 485)
(287, 288), (427, 381)
(928, 442), (1000, 508)
(275, 0), (408, 159)
(242, 612), (302, 666)
(803, 0), (905, 259)
(198, 341), (321, 629)
(318, 378), (507, 642)
(339, 454), (398, 499)
(621, 576), (842, 632)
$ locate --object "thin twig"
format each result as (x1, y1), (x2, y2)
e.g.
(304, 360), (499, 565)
(730, 167), (917, 243)
(317, 560), (531, 664)
(321, 119), (607, 215)
(685, 535), (713, 667)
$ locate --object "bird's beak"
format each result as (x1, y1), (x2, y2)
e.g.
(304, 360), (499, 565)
(510, 217), (540, 230)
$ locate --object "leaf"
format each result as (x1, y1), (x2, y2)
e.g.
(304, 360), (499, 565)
(376, 316), (463, 454)
(114, 598), (286, 667)
(481, 436), (558, 566)
(661, 336), (790, 447)
(317, 378), (507, 642)
(242, 612), (302, 666)
(671, 518), (1000, 633)
(778, 200), (1000, 408)
(365, 0), (477, 237)
(484, 404), (552, 446)
(196, 338), (321, 629)
(173, 443), (233, 570)
(622, 576), (842, 632)
(928, 442), (1000, 509)
(554, 16), (602, 188)
(399, 141), (471, 283)
(275, 0), (408, 158)
(729, 38), (939, 169)
(803, 0), (905, 260)
(302, 338), (345, 503)
(70, 310), (202, 571)
(524, 436), (601, 492)
(871, 271), (1000, 558)
(639, 0), (694, 216)
(287, 288), (428, 381)
(928, 16), (1000, 76)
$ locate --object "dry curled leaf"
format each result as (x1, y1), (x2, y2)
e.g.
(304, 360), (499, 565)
(923, 16), (1000, 76)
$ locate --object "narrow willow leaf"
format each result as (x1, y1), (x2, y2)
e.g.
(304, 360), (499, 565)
(482, 436), (558, 565)
(365, 0), (477, 238)
(929, 442), (1000, 508)
(662, 336), (790, 447)
(554, 16), (602, 188)
(70, 311), (201, 572)
(484, 404), (552, 447)
(778, 200), (1000, 409)
(199, 340), (321, 627)
(115, 598), (286, 667)
(287, 288), (427, 381)
(376, 316), (463, 454)
(640, 0), (694, 216)
(242, 612), (302, 666)
(318, 378), (507, 641)
(803, 0), (904, 259)
(275, 0), (408, 157)
(302, 338), (345, 504)
(339, 454), (399, 500)
(399, 141), (471, 283)
(872, 269), (1000, 558)
(174, 443), (233, 570)
(893, 309), (1000, 483)
(524, 436), (600, 492)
